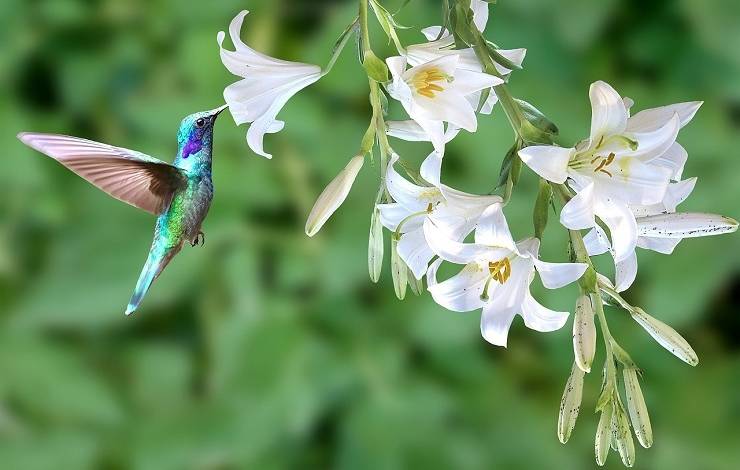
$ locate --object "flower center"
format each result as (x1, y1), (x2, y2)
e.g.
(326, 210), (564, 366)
(488, 257), (511, 284)
(410, 67), (451, 99)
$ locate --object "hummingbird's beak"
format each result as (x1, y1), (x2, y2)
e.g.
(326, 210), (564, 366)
(211, 104), (229, 119)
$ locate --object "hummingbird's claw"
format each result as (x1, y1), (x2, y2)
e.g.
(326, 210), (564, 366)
(191, 231), (205, 247)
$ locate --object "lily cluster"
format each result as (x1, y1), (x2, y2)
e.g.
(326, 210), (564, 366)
(214, 2), (738, 467)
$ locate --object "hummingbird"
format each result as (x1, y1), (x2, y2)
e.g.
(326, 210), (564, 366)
(17, 104), (228, 316)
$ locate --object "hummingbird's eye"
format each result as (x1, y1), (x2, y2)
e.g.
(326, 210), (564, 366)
(195, 118), (206, 128)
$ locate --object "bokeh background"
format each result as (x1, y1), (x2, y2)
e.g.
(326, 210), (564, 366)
(1, 0), (739, 468)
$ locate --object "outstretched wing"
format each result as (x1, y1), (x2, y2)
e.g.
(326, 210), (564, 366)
(18, 132), (187, 215)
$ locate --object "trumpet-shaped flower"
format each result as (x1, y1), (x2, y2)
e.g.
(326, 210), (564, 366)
(519, 81), (701, 262)
(425, 204), (588, 347)
(584, 177), (738, 291)
(386, 55), (503, 153)
(405, 26), (526, 116)
(218, 10), (322, 158)
(377, 153), (501, 279)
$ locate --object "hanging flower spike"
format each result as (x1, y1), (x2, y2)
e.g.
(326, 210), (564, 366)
(425, 203), (588, 347)
(518, 81), (686, 262)
(386, 55), (503, 153)
(376, 153), (501, 279)
(218, 10), (322, 158)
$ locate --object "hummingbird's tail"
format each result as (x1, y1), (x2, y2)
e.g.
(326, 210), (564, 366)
(125, 247), (177, 316)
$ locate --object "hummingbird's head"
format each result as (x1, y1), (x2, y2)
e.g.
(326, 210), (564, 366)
(177, 104), (228, 160)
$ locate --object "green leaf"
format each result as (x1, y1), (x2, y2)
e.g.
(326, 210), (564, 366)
(363, 51), (389, 83)
(533, 179), (552, 239)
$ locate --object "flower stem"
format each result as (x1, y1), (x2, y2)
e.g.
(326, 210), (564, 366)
(359, 0), (371, 53)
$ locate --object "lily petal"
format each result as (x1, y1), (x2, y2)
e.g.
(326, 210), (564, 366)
(636, 236), (682, 254)
(518, 145), (572, 184)
(427, 260), (488, 312)
(615, 250), (638, 292)
(589, 81), (629, 141)
(386, 154), (439, 212)
(583, 226), (611, 256)
(398, 227), (436, 280)
(424, 218), (496, 264)
(625, 113), (681, 162)
(626, 101), (702, 133)
(560, 183), (596, 230)
(377, 202), (420, 233)
(532, 259), (588, 289)
(521, 292), (569, 332)
(474, 203), (517, 251)
(594, 198), (638, 263)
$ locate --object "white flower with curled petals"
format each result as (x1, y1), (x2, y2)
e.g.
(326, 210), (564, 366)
(218, 10), (322, 158)
(405, 26), (526, 116)
(584, 176), (738, 292)
(386, 55), (503, 153)
(518, 81), (700, 262)
(376, 153), (501, 279)
(425, 204), (588, 347)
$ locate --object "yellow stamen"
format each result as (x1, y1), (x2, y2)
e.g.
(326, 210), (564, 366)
(592, 152), (615, 177)
(488, 257), (512, 284)
(410, 67), (449, 99)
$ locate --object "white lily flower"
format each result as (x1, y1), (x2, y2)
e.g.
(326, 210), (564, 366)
(386, 55), (503, 153)
(218, 10), (322, 158)
(584, 169), (737, 292)
(519, 81), (700, 262)
(425, 204), (588, 347)
(405, 25), (526, 116)
(377, 153), (501, 279)
(305, 155), (365, 237)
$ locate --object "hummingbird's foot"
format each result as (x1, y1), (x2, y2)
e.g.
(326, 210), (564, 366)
(191, 231), (205, 247)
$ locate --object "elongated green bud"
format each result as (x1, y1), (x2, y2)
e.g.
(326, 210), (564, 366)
(595, 405), (612, 466)
(390, 237), (407, 300)
(613, 403), (635, 467)
(533, 179), (552, 239)
(623, 368), (653, 448)
(573, 294), (596, 372)
(557, 362), (584, 443)
(368, 208), (384, 283)
(630, 307), (698, 366)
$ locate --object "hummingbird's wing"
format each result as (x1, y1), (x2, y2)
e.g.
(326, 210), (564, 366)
(18, 132), (187, 215)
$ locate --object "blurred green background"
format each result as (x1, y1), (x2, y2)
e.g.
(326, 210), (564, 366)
(1, 0), (739, 468)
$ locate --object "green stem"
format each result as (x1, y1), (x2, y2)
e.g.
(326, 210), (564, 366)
(359, 0), (371, 53)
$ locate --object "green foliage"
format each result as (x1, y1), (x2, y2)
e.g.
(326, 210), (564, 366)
(0, 0), (738, 469)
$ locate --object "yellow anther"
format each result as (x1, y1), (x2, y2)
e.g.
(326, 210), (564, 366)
(488, 257), (512, 284)
(592, 152), (616, 177)
(410, 67), (448, 99)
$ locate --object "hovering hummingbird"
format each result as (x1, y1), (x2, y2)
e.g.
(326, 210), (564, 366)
(17, 104), (228, 315)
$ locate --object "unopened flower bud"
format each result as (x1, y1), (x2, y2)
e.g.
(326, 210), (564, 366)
(305, 155), (364, 237)
(612, 403), (635, 467)
(623, 368), (653, 448)
(391, 237), (407, 300)
(595, 405), (612, 466)
(573, 294), (596, 372)
(558, 362), (584, 443)
(630, 307), (698, 366)
(368, 208), (384, 283)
